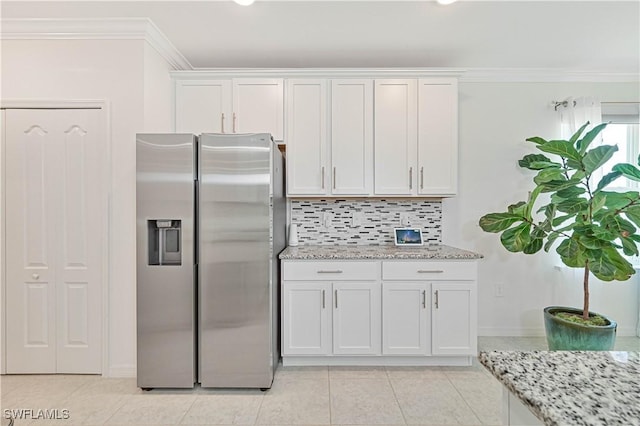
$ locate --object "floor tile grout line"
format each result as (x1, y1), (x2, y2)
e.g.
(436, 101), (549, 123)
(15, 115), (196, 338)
(385, 367), (408, 425)
(253, 384), (267, 425)
(175, 392), (198, 425)
(444, 371), (485, 425)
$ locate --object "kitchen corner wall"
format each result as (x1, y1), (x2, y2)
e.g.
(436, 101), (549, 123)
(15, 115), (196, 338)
(290, 199), (442, 245)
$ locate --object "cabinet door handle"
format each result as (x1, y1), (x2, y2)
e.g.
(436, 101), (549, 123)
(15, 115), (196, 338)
(322, 289), (326, 309)
(434, 290), (439, 309)
(321, 167), (325, 189)
(221, 113), (225, 133)
(317, 270), (343, 274)
(417, 270), (444, 274)
(420, 166), (424, 190)
(409, 167), (413, 190)
(422, 290), (426, 309)
(333, 167), (336, 190)
(335, 289), (338, 308)
(232, 112), (237, 133)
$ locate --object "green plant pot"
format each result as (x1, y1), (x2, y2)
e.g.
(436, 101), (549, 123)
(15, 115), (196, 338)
(543, 306), (617, 351)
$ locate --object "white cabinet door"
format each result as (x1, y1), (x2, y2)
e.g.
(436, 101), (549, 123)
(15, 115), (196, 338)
(330, 79), (373, 195)
(431, 282), (477, 356)
(382, 283), (429, 355)
(5, 109), (103, 374)
(374, 79), (417, 195)
(418, 79), (458, 196)
(333, 282), (381, 355)
(283, 282), (332, 355)
(233, 78), (284, 140)
(286, 79), (328, 195)
(175, 80), (232, 134)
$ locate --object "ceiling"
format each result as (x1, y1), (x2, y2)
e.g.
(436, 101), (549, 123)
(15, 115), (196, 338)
(2, 1), (639, 72)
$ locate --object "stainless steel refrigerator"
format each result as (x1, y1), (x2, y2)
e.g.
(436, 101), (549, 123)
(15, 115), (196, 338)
(136, 133), (285, 389)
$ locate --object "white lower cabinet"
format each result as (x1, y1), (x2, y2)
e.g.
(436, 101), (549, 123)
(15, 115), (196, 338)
(382, 282), (430, 355)
(333, 282), (381, 355)
(282, 259), (478, 364)
(282, 281), (331, 355)
(431, 282), (478, 355)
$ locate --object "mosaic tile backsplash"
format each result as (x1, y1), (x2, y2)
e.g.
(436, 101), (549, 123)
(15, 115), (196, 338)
(290, 199), (442, 245)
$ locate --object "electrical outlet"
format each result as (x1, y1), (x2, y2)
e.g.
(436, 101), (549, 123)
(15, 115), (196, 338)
(494, 283), (504, 298)
(351, 212), (362, 227)
(322, 212), (333, 228)
(400, 213), (412, 226)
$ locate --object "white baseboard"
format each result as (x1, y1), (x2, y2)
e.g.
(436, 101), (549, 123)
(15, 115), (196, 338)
(106, 364), (136, 378)
(479, 326), (638, 337)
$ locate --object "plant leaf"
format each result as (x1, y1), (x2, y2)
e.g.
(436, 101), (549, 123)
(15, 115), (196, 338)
(526, 136), (548, 145)
(500, 223), (531, 252)
(552, 214), (574, 227)
(543, 232), (561, 252)
(623, 206), (640, 229)
(523, 238), (543, 254)
(591, 193), (607, 215)
(582, 145), (618, 174)
(534, 168), (565, 185)
(613, 163), (640, 182)
(507, 201), (527, 216)
(538, 140), (582, 162)
(555, 186), (585, 199)
(576, 122), (608, 154)
(589, 247), (635, 281)
(595, 171), (622, 193)
(570, 122), (590, 146)
(556, 238), (588, 267)
(479, 213), (523, 233)
(556, 198), (589, 214)
(518, 154), (558, 170)
(620, 236), (639, 256)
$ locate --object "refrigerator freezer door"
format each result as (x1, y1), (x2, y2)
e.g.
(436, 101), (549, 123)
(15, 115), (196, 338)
(199, 133), (275, 388)
(136, 133), (196, 388)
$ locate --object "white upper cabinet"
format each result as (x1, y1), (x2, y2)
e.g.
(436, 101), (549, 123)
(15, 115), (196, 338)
(233, 79), (284, 140)
(331, 79), (374, 195)
(286, 78), (374, 197)
(174, 78), (284, 140)
(175, 80), (232, 134)
(418, 79), (458, 196)
(286, 79), (328, 195)
(373, 79), (418, 195)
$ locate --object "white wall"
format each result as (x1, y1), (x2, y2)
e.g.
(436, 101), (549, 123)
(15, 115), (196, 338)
(0, 37), (174, 376)
(443, 81), (640, 336)
(143, 44), (173, 132)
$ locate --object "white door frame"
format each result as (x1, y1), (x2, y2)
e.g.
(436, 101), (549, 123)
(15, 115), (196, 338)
(0, 99), (111, 376)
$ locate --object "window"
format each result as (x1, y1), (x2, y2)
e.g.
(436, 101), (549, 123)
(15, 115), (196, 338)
(601, 102), (640, 189)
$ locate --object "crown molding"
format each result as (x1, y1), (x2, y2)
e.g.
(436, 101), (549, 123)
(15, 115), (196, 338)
(170, 68), (467, 79)
(0, 18), (192, 70)
(460, 68), (639, 83)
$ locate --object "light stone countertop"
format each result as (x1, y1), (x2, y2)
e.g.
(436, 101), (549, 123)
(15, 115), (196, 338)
(479, 350), (640, 426)
(278, 244), (483, 260)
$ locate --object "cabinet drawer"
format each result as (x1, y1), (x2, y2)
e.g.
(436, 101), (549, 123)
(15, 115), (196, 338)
(283, 261), (378, 281)
(382, 261), (476, 281)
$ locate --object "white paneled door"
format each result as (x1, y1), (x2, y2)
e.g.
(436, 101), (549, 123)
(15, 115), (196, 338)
(5, 108), (103, 374)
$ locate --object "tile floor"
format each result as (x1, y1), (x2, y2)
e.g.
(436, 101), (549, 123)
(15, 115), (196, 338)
(1, 336), (639, 426)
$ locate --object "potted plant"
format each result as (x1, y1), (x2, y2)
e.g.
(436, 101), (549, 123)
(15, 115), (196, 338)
(479, 122), (640, 350)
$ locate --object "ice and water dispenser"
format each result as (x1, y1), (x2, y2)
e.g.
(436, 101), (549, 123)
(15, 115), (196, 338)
(147, 219), (182, 266)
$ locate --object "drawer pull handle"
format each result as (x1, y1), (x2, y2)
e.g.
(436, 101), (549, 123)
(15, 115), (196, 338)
(317, 270), (343, 274)
(417, 270), (444, 274)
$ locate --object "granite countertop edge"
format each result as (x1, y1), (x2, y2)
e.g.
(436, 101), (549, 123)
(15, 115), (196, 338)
(279, 244), (483, 260)
(479, 350), (640, 426)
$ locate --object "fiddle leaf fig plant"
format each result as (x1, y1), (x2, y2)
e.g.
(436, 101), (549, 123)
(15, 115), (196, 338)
(479, 122), (640, 322)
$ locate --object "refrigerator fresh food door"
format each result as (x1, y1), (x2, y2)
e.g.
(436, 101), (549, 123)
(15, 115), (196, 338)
(199, 133), (275, 388)
(136, 133), (196, 389)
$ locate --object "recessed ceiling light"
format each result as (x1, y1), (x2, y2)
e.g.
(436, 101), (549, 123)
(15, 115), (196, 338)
(234, 0), (255, 5)
(437, 0), (458, 5)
